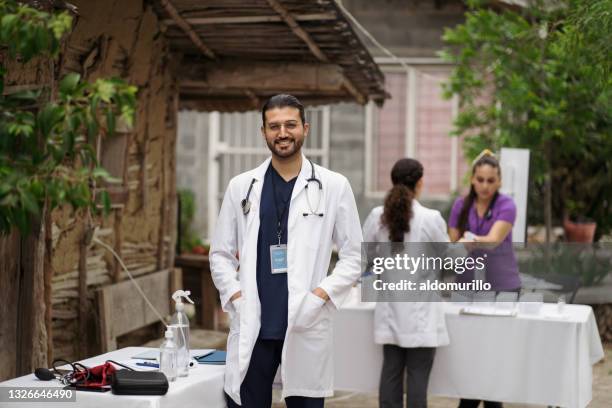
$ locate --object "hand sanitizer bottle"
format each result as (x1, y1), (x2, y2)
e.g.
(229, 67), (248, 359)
(159, 329), (177, 382)
(170, 290), (195, 377)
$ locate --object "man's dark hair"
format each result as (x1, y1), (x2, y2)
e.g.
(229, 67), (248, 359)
(261, 94), (306, 125)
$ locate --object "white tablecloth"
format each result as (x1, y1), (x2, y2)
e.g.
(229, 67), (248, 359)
(0, 347), (225, 408)
(333, 300), (604, 408)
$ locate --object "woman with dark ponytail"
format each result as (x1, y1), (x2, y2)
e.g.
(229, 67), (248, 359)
(448, 150), (520, 408)
(363, 158), (450, 408)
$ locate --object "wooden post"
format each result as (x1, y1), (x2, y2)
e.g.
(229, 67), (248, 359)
(78, 218), (92, 359)
(157, 146), (166, 271)
(165, 91), (179, 271)
(201, 257), (216, 330)
(112, 209), (123, 283)
(43, 201), (54, 365)
(141, 137), (148, 211)
(16, 215), (48, 376)
(0, 230), (20, 381)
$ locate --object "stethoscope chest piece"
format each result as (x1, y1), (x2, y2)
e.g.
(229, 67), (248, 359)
(303, 160), (324, 217)
(241, 199), (251, 215)
(242, 178), (257, 215)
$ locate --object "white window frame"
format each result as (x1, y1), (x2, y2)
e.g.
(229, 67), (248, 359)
(207, 106), (330, 239)
(364, 57), (458, 200)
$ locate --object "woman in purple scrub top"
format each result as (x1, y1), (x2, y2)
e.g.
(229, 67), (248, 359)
(448, 150), (520, 408)
(449, 150), (521, 292)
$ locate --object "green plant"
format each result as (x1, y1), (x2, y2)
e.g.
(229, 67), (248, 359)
(0, 0), (137, 234)
(178, 189), (204, 253)
(440, 0), (612, 240)
(518, 243), (612, 287)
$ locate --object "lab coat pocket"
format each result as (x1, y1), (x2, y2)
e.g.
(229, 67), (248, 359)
(294, 206), (325, 251)
(285, 324), (333, 392)
(225, 330), (241, 396)
(229, 298), (243, 334)
(293, 292), (327, 331)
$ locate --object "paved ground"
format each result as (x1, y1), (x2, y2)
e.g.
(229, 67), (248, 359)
(270, 343), (612, 408)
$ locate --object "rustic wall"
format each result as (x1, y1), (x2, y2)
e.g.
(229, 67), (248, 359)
(0, 0), (178, 378)
(0, 42), (55, 378)
(48, 0), (178, 362)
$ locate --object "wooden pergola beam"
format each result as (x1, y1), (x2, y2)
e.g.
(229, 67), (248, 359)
(265, 0), (366, 104)
(162, 13), (337, 26)
(180, 89), (348, 98)
(265, 0), (329, 63)
(244, 89), (260, 110)
(159, 0), (216, 60)
(179, 96), (355, 112)
(341, 77), (366, 105)
(178, 61), (345, 93)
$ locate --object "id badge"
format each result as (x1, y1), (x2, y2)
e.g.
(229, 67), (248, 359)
(270, 244), (288, 274)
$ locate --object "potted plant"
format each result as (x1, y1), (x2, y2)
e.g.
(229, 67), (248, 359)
(563, 200), (597, 243)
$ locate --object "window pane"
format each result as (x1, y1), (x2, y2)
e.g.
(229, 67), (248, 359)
(415, 67), (455, 196)
(375, 72), (407, 191)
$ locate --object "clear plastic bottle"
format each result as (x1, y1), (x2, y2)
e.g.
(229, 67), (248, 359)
(170, 290), (194, 377)
(159, 329), (177, 382)
(557, 295), (566, 315)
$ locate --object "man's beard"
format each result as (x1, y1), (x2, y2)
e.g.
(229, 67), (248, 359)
(266, 136), (303, 159)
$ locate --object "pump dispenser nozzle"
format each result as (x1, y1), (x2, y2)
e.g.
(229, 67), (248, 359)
(172, 290), (195, 311)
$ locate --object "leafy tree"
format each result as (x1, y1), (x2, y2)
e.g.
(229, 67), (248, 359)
(0, 0), (137, 234)
(440, 0), (612, 241)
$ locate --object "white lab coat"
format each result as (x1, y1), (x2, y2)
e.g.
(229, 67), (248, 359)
(210, 155), (362, 405)
(362, 201), (450, 348)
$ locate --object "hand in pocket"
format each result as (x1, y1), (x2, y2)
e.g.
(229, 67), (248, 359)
(229, 297), (243, 332)
(294, 292), (326, 331)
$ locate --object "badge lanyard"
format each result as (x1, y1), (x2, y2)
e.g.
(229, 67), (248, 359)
(269, 174), (290, 274)
(475, 192), (499, 235)
(473, 192), (498, 283)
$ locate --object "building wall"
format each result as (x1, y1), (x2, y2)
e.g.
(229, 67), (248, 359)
(340, 0), (466, 58)
(0, 0), (179, 369)
(335, 0), (469, 219)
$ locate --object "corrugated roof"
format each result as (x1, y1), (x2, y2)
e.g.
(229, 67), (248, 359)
(152, 0), (387, 111)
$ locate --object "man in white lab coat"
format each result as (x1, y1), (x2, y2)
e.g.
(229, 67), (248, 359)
(210, 94), (362, 407)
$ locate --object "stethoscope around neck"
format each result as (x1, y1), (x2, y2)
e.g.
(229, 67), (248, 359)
(241, 159), (324, 217)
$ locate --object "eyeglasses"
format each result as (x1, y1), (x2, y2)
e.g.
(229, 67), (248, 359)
(265, 121), (300, 133)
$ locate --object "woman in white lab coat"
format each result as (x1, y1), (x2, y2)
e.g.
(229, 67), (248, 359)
(362, 158), (450, 408)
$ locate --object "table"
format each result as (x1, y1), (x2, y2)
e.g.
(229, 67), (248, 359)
(0, 347), (225, 408)
(333, 294), (604, 408)
(175, 254), (219, 329)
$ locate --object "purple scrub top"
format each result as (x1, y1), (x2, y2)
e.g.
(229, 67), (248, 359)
(449, 193), (521, 291)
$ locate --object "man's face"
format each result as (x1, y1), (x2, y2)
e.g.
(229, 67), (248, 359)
(261, 107), (309, 159)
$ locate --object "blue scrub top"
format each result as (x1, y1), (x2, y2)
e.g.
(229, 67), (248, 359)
(256, 164), (297, 339)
